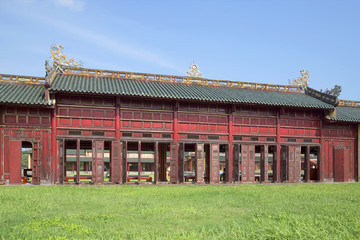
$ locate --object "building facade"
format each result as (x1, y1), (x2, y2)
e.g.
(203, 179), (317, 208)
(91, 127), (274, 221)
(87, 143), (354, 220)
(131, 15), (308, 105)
(0, 62), (359, 185)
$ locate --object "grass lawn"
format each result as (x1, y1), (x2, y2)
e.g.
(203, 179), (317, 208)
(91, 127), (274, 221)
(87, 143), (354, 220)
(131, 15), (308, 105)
(0, 183), (359, 239)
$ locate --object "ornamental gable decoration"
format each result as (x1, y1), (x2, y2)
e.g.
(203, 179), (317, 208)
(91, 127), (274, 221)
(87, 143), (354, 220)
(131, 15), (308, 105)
(45, 44), (82, 84)
(49, 44), (82, 68)
(186, 62), (203, 78)
(289, 70), (310, 90)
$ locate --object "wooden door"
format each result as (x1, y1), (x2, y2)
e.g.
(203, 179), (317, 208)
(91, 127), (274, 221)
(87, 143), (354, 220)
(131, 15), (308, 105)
(196, 143), (204, 183)
(224, 144), (230, 182)
(92, 141), (104, 183)
(32, 141), (41, 185)
(233, 144), (240, 182)
(58, 140), (65, 183)
(241, 145), (248, 182)
(334, 147), (350, 182)
(111, 141), (122, 184)
(178, 143), (184, 183)
(9, 141), (21, 184)
(248, 145), (256, 182)
(260, 145), (269, 182)
(288, 146), (301, 182)
(241, 145), (255, 182)
(122, 141), (127, 183)
(170, 142), (178, 183)
(280, 146), (287, 182)
(343, 147), (350, 182)
(210, 144), (220, 183)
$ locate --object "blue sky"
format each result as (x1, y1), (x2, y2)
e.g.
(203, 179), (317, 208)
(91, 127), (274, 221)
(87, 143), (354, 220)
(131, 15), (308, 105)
(0, 0), (359, 100)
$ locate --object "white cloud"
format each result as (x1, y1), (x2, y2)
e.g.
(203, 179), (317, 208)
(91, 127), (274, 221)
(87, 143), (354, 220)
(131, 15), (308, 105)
(54, 0), (84, 12)
(11, 7), (182, 73)
(39, 16), (182, 72)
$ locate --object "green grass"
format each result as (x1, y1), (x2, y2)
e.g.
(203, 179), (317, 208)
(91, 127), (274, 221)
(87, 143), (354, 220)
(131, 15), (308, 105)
(1, 183), (360, 239)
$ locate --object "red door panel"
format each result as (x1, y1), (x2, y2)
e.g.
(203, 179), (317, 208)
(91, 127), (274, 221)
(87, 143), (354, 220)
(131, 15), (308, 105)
(111, 141), (122, 184)
(170, 143), (178, 183)
(9, 141), (21, 184)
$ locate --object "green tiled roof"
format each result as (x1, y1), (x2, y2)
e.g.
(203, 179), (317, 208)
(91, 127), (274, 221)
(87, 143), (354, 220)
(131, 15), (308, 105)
(50, 74), (334, 109)
(329, 106), (360, 123)
(0, 82), (51, 106)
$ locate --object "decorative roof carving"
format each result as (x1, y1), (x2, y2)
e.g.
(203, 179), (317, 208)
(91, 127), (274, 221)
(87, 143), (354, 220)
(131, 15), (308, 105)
(46, 44), (82, 84)
(49, 44), (82, 67)
(338, 100), (360, 107)
(320, 85), (342, 97)
(305, 87), (338, 106)
(186, 62), (203, 78)
(61, 66), (303, 93)
(289, 70), (310, 90)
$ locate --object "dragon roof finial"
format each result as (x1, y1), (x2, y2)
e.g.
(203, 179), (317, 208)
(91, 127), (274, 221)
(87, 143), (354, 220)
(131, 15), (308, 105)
(186, 61), (203, 78)
(289, 69), (310, 90)
(49, 44), (82, 67)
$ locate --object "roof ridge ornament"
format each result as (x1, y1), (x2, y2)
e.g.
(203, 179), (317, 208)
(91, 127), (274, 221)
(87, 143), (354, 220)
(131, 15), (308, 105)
(289, 70), (310, 91)
(46, 44), (83, 84)
(186, 61), (203, 78)
(49, 44), (82, 68)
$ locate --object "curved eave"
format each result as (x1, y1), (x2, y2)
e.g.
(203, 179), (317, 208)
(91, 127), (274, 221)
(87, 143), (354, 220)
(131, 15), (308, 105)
(50, 75), (334, 110)
(49, 87), (334, 110)
(0, 82), (52, 107)
(327, 117), (360, 123)
(0, 101), (53, 107)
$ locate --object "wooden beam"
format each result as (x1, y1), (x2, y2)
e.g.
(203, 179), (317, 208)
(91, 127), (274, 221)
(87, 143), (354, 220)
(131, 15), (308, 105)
(76, 139), (80, 183)
(51, 103), (57, 183)
(154, 142), (158, 183)
(358, 124), (360, 182)
(115, 97), (121, 141)
(138, 141), (141, 183)
(319, 120), (324, 181)
(173, 101), (179, 142)
(305, 146), (310, 182)
(227, 105), (234, 183)
(276, 110), (281, 182)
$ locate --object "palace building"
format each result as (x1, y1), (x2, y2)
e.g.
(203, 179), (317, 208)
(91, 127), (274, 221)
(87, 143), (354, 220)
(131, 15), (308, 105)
(0, 46), (359, 185)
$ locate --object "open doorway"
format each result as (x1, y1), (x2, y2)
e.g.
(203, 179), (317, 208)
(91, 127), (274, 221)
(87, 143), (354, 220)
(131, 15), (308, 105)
(21, 141), (33, 184)
(139, 142), (155, 183)
(156, 143), (170, 182)
(267, 146), (275, 182)
(104, 141), (111, 182)
(255, 145), (262, 182)
(126, 142), (155, 183)
(204, 144), (210, 183)
(219, 144), (227, 182)
(64, 140), (94, 184)
(183, 143), (196, 182)
(126, 142), (140, 183)
(309, 147), (319, 181)
(280, 145), (287, 182)
(301, 146), (307, 181)
(64, 140), (77, 183)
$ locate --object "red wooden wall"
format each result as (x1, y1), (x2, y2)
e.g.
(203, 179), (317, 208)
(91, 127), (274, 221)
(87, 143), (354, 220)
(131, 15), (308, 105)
(121, 99), (173, 133)
(233, 106), (277, 136)
(56, 94), (116, 138)
(0, 93), (358, 184)
(178, 102), (228, 142)
(280, 109), (320, 143)
(323, 123), (357, 181)
(0, 105), (52, 184)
